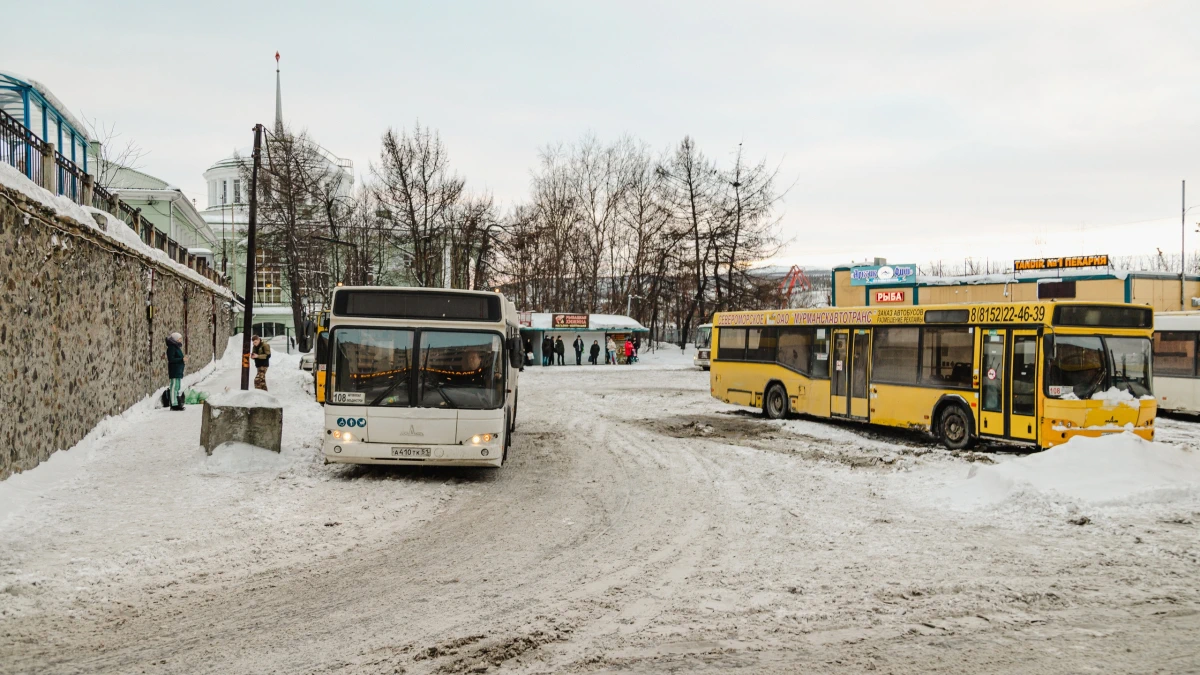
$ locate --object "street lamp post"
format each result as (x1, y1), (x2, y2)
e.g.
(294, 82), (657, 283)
(626, 293), (643, 317)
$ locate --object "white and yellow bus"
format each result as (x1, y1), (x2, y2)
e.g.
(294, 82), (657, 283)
(711, 301), (1156, 449)
(1152, 312), (1200, 415)
(322, 287), (523, 468)
(694, 323), (713, 370)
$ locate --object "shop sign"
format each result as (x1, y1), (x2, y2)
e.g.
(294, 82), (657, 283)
(850, 264), (916, 286)
(552, 313), (589, 329)
(1013, 254), (1108, 272)
(874, 290), (905, 303)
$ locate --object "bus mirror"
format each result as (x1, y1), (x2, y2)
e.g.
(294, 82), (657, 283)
(507, 337), (523, 368)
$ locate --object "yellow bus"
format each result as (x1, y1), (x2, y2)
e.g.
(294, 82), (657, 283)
(710, 301), (1155, 449)
(315, 309), (330, 404)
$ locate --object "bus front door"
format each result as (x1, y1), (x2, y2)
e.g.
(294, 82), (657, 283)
(1009, 330), (1039, 442)
(979, 329), (1005, 437)
(978, 329), (1039, 442)
(831, 329), (850, 416)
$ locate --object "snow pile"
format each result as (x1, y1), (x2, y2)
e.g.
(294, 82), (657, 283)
(1089, 386), (1152, 409)
(200, 442), (292, 474)
(207, 389), (283, 409)
(943, 432), (1200, 510)
(0, 162), (233, 299)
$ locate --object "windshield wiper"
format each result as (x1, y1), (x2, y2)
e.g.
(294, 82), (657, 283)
(425, 382), (457, 408)
(369, 370), (409, 407)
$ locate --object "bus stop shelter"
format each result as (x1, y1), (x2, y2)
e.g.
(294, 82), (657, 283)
(520, 313), (649, 365)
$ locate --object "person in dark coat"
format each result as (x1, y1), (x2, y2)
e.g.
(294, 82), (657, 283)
(166, 332), (187, 411)
(541, 335), (554, 366)
(554, 336), (566, 365)
(589, 340), (601, 365)
(572, 335), (584, 365)
(252, 335), (272, 391)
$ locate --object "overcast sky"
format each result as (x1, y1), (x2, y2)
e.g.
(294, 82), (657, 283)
(4, 0), (1198, 268)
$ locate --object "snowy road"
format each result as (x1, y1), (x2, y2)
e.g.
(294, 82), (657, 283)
(2, 343), (1199, 674)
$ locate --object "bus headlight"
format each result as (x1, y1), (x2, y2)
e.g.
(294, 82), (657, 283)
(343, 432), (354, 443)
(333, 430), (342, 439)
(470, 433), (495, 444)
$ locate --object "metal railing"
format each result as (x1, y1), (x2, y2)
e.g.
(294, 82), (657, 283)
(0, 108), (227, 287)
(1, 109), (49, 189)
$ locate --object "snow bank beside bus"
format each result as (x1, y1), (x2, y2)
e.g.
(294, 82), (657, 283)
(944, 433), (1200, 510)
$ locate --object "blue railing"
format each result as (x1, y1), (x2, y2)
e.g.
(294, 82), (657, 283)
(0, 108), (226, 286)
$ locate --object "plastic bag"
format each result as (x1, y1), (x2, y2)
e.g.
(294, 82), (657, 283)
(184, 389), (208, 405)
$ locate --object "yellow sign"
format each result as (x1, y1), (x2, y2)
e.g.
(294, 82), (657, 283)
(1014, 255), (1108, 272)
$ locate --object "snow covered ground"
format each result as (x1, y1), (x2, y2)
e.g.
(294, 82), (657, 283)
(1, 341), (1199, 674)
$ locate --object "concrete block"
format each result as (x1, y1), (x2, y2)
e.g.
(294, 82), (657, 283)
(200, 391), (283, 455)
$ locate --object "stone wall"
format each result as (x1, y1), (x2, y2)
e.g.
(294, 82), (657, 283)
(0, 182), (234, 479)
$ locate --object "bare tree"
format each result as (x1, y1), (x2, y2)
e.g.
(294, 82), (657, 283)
(658, 136), (720, 349)
(714, 143), (784, 311)
(240, 126), (342, 349)
(82, 116), (149, 191)
(373, 123), (465, 287)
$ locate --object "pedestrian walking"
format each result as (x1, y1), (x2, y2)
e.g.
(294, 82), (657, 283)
(541, 335), (554, 366)
(624, 338), (635, 364)
(251, 334), (272, 391)
(166, 331), (187, 411)
(589, 340), (601, 365)
(606, 336), (618, 365)
(555, 336), (566, 365)
(573, 335), (584, 365)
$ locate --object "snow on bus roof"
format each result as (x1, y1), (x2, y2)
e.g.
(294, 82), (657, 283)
(525, 313), (648, 332)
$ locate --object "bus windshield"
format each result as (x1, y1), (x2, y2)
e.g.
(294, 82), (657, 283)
(418, 331), (505, 409)
(1107, 337), (1152, 397)
(696, 326), (712, 350)
(331, 327), (414, 406)
(1044, 335), (1152, 399)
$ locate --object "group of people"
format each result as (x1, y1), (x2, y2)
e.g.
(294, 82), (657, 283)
(162, 332), (272, 411)
(533, 334), (640, 366)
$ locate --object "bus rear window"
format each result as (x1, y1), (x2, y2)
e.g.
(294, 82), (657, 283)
(1053, 305), (1152, 328)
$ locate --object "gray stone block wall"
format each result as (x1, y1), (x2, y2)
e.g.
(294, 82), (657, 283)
(0, 183), (234, 479)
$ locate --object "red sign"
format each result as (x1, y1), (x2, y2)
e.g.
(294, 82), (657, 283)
(518, 311), (533, 327)
(552, 313), (589, 329)
(874, 290), (905, 303)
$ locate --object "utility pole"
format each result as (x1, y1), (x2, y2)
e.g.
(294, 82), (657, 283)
(1183, 180), (1187, 310)
(240, 124), (263, 390)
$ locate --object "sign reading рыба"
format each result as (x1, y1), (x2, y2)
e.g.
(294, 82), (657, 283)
(1013, 254), (1108, 272)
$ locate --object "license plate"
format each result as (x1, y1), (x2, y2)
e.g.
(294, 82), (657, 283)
(391, 447), (431, 458)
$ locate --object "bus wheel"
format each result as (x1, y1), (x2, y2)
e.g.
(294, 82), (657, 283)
(763, 383), (789, 420)
(938, 405), (973, 450)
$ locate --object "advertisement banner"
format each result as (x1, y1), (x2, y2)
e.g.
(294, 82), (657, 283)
(1013, 255), (1108, 272)
(849, 264), (916, 286)
(552, 313), (589, 329)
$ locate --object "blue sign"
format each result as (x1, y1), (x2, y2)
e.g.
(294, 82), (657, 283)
(336, 417), (368, 428)
(849, 264), (916, 286)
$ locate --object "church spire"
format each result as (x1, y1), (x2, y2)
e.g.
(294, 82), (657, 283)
(274, 51), (283, 132)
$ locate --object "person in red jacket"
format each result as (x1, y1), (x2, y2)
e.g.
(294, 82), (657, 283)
(624, 338), (635, 364)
